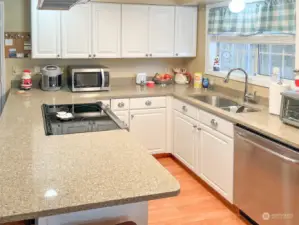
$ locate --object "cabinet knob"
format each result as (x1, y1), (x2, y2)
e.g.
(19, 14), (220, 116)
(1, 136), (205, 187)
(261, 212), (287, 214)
(89, 54), (92, 58)
(93, 54), (96, 58)
(146, 54), (149, 57)
(118, 102), (125, 108)
(193, 125), (197, 129)
(57, 54), (60, 58)
(197, 127), (201, 131)
(176, 53), (179, 56)
(131, 115), (134, 120)
(145, 100), (152, 106)
(182, 106), (188, 112)
(150, 53), (152, 57)
(211, 119), (218, 127)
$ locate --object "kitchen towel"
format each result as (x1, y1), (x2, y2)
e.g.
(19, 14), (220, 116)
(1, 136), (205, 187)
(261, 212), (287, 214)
(269, 82), (291, 115)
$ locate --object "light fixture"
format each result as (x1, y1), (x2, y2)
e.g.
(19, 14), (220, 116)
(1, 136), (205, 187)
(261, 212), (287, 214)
(229, 0), (246, 13)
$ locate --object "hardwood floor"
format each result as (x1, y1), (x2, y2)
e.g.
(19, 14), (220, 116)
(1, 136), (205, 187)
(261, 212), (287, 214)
(149, 158), (246, 225)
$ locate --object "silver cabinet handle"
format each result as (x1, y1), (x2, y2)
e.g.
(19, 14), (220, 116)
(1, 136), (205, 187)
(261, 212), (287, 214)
(145, 100), (152, 106)
(93, 54), (96, 58)
(149, 53), (152, 57)
(211, 119), (218, 127)
(182, 106), (188, 112)
(131, 115), (134, 120)
(146, 54), (149, 57)
(57, 54), (60, 58)
(88, 54), (92, 58)
(176, 53), (179, 56)
(118, 102), (125, 108)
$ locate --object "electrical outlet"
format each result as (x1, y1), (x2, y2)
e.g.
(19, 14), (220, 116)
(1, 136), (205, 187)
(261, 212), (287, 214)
(12, 66), (22, 76)
(34, 66), (41, 74)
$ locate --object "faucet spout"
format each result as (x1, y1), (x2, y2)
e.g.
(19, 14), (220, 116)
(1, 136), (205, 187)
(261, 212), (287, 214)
(224, 68), (254, 103)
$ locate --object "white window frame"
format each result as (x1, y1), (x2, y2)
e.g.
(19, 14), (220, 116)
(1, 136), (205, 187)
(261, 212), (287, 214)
(205, 0), (296, 88)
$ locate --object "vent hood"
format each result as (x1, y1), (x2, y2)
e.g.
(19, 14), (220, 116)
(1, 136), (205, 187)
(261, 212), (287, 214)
(38, 0), (90, 10)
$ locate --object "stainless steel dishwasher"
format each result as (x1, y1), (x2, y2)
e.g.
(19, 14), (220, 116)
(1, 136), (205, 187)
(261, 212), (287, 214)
(234, 125), (299, 225)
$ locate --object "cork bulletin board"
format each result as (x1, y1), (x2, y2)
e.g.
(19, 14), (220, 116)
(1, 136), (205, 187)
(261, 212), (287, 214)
(4, 32), (31, 58)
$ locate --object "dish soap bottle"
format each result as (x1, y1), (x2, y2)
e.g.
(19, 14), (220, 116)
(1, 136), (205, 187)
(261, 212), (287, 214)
(194, 72), (203, 89)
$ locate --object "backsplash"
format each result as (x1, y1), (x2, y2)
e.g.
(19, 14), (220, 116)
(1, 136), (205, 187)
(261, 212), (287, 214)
(5, 58), (185, 91)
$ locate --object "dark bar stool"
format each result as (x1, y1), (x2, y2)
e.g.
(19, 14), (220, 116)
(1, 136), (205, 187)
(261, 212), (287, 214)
(116, 222), (137, 225)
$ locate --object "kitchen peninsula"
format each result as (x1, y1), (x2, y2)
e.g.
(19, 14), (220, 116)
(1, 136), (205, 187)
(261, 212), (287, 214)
(0, 88), (180, 225)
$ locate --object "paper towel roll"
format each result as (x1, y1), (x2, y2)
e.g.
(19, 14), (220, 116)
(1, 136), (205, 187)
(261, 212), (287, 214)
(269, 82), (291, 115)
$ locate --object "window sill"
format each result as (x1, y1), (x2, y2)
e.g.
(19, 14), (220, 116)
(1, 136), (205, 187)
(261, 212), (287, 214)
(205, 70), (294, 88)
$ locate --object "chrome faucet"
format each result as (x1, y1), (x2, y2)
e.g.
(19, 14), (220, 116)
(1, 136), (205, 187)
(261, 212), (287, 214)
(224, 68), (257, 103)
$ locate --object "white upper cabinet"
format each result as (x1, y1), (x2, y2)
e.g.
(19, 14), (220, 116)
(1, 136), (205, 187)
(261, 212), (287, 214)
(149, 6), (175, 57)
(122, 4), (149, 58)
(92, 3), (121, 58)
(174, 6), (198, 57)
(61, 4), (92, 58)
(31, 0), (61, 58)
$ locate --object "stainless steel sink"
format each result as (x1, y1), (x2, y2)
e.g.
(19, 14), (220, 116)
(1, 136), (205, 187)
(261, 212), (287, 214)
(190, 95), (260, 113)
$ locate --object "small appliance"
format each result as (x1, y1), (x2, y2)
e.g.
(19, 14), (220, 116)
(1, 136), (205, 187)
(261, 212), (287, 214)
(67, 65), (110, 92)
(136, 73), (147, 85)
(42, 101), (127, 136)
(41, 65), (63, 91)
(280, 90), (299, 128)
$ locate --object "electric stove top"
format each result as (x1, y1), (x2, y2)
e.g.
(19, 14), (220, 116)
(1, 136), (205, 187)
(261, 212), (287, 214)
(42, 102), (127, 136)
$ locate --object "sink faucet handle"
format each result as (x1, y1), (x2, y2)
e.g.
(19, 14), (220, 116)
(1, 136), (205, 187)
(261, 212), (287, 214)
(245, 91), (257, 102)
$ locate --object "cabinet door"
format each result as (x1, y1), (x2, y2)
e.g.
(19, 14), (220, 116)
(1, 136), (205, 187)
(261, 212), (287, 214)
(92, 3), (121, 58)
(122, 5), (149, 58)
(200, 124), (234, 203)
(149, 6), (175, 57)
(174, 6), (197, 57)
(114, 110), (129, 127)
(61, 4), (92, 58)
(31, 0), (61, 58)
(173, 110), (197, 171)
(130, 108), (166, 154)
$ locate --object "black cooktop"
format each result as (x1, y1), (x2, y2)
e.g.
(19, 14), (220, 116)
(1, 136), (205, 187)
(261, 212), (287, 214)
(42, 102), (126, 136)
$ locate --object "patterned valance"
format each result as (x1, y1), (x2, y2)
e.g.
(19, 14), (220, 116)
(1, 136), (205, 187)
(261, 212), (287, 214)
(208, 0), (296, 35)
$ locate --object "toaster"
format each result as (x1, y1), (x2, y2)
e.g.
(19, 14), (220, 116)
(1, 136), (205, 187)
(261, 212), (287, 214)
(136, 73), (147, 85)
(280, 90), (299, 128)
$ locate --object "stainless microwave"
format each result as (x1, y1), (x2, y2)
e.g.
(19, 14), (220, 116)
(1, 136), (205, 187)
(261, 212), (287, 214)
(67, 65), (110, 92)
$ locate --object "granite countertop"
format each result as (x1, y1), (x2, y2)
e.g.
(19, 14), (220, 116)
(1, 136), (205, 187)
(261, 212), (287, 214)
(1, 83), (299, 223)
(0, 86), (181, 223)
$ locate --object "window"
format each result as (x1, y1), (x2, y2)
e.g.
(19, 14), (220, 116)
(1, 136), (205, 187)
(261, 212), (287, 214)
(214, 43), (295, 80)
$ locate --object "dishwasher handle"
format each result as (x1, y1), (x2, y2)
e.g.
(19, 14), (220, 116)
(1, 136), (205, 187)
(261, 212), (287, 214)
(237, 132), (299, 164)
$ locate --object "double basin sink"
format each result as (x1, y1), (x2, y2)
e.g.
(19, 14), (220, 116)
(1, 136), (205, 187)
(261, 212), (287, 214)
(189, 95), (260, 114)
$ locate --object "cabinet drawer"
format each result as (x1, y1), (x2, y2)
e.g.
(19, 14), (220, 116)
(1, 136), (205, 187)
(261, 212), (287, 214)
(130, 97), (166, 109)
(198, 110), (234, 138)
(111, 98), (130, 111)
(173, 99), (197, 120)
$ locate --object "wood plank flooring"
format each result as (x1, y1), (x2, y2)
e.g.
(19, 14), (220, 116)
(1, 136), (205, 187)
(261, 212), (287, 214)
(149, 158), (246, 225)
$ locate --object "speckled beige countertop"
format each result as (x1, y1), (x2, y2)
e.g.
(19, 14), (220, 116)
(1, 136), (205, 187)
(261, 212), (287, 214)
(1, 83), (299, 223)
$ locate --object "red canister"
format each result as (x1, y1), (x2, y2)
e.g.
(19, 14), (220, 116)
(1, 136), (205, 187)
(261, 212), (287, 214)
(21, 69), (32, 90)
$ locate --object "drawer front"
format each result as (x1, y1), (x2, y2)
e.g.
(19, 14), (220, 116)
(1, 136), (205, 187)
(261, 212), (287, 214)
(173, 99), (197, 120)
(198, 110), (234, 138)
(111, 98), (130, 111)
(130, 97), (166, 109)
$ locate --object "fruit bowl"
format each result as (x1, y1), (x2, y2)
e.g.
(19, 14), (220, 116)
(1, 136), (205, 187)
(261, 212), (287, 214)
(153, 73), (174, 85)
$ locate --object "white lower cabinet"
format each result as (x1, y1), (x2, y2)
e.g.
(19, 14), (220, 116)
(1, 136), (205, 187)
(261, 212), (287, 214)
(114, 110), (129, 127)
(173, 110), (198, 171)
(130, 108), (166, 154)
(200, 123), (234, 203)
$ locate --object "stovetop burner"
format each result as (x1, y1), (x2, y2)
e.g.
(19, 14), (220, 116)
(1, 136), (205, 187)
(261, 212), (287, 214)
(42, 102), (127, 136)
